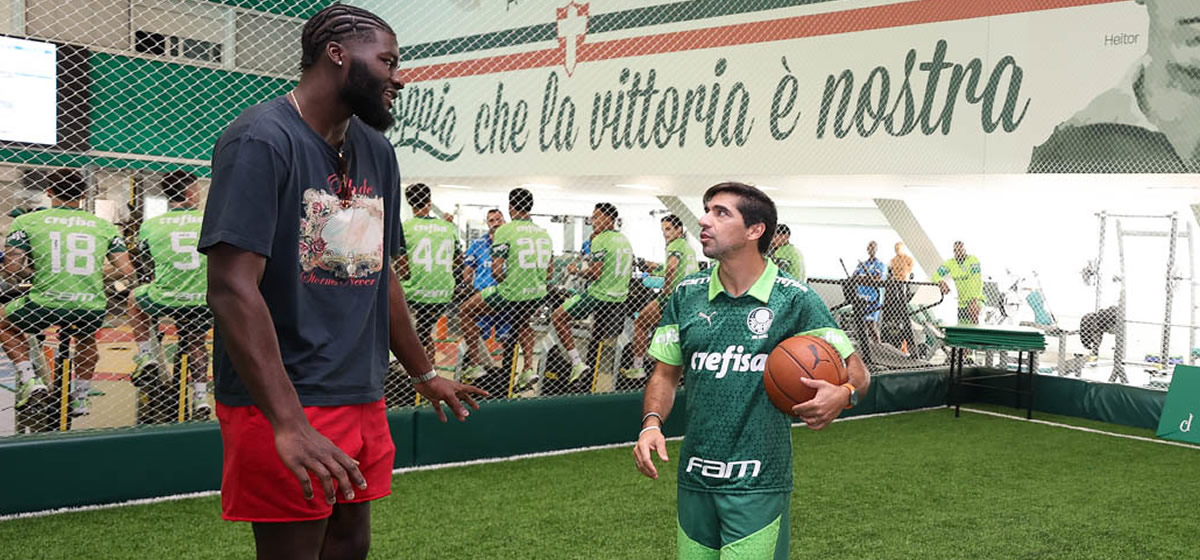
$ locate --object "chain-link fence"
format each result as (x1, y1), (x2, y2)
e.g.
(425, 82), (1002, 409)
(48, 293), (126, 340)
(2, 0), (1198, 437)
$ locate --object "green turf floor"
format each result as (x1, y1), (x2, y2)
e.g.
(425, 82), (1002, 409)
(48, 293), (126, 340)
(2, 407), (1197, 559)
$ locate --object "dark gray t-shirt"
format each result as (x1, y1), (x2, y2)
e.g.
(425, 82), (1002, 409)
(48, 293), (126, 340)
(199, 96), (405, 407)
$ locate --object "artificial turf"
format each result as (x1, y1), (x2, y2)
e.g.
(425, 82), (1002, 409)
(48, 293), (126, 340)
(1, 407), (1196, 559)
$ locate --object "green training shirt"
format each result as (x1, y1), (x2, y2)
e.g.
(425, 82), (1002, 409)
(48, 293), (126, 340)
(491, 219), (553, 301)
(649, 260), (854, 494)
(932, 255), (983, 307)
(663, 237), (700, 294)
(5, 207), (126, 311)
(586, 229), (633, 302)
(400, 215), (459, 304)
(138, 208), (206, 306)
(771, 243), (805, 283)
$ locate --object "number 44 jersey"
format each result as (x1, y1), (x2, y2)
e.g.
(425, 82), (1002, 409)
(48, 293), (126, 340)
(5, 207), (127, 311)
(401, 215), (459, 304)
(139, 208), (206, 306)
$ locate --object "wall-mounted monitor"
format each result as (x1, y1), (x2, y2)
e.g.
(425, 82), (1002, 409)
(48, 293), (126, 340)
(0, 36), (58, 145)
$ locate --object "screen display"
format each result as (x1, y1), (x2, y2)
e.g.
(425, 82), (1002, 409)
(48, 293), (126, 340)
(0, 36), (58, 145)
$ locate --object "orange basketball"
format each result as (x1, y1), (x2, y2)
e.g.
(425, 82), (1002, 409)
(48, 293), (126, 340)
(763, 335), (848, 415)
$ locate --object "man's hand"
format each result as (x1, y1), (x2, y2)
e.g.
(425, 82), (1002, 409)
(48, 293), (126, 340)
(274, 422), (366, 503)
(415, 376), (489, 422)
(633, 428), (669, 479)
(790, 377), (850, 430)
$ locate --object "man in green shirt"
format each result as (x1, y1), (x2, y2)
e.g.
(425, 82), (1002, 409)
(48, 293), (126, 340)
(633, 182), (870, 560)
(127, 171), (212, 417)
(459, 188), (553, 390)
(397, 183), (461, 361)
(621, 214), (698, 380)
(551, 202), (634, 384)
(769, 224), (805, 283)
(0, 169), (134, 415)
(932, 241), (984, 324)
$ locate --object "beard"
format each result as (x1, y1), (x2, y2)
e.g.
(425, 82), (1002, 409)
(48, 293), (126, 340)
(339, 59), (395, 132)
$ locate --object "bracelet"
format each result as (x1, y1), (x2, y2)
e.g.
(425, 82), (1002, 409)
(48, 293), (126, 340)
(642, 411), (663, 426)
(639, 425), (661, 436)
(409, 369), (438, 385)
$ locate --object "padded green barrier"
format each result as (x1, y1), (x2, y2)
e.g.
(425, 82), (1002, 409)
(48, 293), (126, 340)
(959, 370), (1166, 429)
(411, 392), (686, 466)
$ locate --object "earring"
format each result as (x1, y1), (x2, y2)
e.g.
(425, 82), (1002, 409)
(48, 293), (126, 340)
(337, 60), (343, 66)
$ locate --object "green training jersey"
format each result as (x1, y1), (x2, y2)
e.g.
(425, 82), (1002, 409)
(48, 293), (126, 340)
(932, 255), (983, 307)
(400, 215), (459, 304)
(649, 260), (854, 495)
(586, 229), (633, 302)
(491, 219), (552, 301)
(663, 237), (700, 294)
(771, 243), (805, 283)
(5, 207), (126, 311)
(138, 208), (206, 306)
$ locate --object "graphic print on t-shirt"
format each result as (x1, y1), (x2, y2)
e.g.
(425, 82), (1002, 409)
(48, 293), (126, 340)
(299, 183), (384, 282)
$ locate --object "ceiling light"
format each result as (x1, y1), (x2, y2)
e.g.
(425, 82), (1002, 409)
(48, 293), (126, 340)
(436, 184), (473, 190)
(615, 183), (658, 191)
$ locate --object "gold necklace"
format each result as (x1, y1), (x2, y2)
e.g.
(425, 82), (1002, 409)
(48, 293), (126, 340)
(288, 90), (303, 118)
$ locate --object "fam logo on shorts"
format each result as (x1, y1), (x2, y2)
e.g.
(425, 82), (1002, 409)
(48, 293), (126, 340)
(746, 307), (773, 339)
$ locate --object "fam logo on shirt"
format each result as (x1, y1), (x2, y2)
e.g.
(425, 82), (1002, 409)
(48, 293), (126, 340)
(299, 186), (385, 284)
(746, 307), (773, 339)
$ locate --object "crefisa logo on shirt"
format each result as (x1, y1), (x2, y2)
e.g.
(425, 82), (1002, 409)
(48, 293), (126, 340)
(746, 307), (773, 339)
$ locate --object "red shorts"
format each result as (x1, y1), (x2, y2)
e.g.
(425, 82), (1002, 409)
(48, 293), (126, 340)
(216, 399), (395, 522)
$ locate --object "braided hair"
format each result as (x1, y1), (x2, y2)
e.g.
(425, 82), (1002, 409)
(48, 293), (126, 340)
(300, 4), (394, 71)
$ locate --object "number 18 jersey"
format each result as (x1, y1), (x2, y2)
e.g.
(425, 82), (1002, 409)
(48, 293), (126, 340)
(6, 207), (126, 311)
(491, 219), (552, 301)
(139, 208), (206, 306)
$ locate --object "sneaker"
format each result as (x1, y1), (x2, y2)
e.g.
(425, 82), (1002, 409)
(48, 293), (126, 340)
(131, 354), (161, 388)
(568, 362), (590, 383)
(461, 365), (487, 383)
(193, 399), (212, 419)
(16, 377), (48, 408)
(619, 367), (647, 380)
(70, 396), (90, 417)
(513, 369), (540, 392)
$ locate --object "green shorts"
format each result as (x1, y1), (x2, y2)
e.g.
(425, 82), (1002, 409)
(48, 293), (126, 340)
(480, 287), (544, 326)
(677, 487), (790, 560)
(561, 292), (624, 320)
(3, 297), (105, 335)
(133, 285), (212, 328)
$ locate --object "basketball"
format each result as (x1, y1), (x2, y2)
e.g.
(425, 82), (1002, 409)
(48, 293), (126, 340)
(763, 335), (849, 414)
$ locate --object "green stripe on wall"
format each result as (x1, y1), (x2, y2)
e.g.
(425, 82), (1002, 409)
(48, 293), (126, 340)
(401, 0), (838, 61)
(88, 52), (295, 161)
(207, 0), (327, 18)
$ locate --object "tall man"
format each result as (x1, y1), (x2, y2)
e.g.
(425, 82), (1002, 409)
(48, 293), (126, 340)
(397, 183), (460, 360)
(199, 6), (486, 559)
(0, 169), (134, 416)
(853, 241), (886, 343)
(459, 188), (553, 390)
(769, 224), (805, 283)
(551, 202), (633, 383)
(932, 241), (984, 324)
(128, 170), (211, 417)
(621, 214), (697, 380)
(633, 182), (869, 559)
